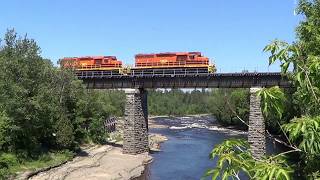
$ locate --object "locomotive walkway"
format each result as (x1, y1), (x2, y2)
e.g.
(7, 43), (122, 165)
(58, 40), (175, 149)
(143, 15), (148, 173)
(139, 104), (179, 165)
(77, 71), (291, 159)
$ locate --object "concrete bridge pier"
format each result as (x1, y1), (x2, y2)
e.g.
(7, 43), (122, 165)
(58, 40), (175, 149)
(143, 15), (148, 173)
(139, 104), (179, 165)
(123, 88), (149, 154)
(248, 87), (266, 159)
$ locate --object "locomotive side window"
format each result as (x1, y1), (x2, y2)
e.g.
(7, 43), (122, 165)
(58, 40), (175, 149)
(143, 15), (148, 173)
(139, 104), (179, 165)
(95, 60), (102, 64)
(177, 55), (187, 61)
(189, 55), (195, 60)
(136, 55), (154, 58)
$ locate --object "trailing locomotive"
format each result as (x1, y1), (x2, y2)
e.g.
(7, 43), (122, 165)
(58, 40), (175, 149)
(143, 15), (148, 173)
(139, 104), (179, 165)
(60, 56), (124, 75)
(60, 56), (122, 70)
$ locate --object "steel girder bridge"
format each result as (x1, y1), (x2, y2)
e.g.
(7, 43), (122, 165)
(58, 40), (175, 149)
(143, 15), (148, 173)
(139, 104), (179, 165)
(76, 69), (291, 158)
(76, 69), (291, 89)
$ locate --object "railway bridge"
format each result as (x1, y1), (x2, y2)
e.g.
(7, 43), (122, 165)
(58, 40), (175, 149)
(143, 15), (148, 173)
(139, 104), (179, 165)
(77, 70), (291, 159)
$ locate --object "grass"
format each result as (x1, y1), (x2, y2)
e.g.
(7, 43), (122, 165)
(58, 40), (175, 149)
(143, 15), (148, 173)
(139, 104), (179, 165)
(0, 150), (74, 179)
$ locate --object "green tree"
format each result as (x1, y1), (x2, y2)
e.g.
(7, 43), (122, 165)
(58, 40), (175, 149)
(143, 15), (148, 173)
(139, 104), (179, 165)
(0, 29), (128, 178)
(205, 0), (320, 179)
(0, 111), (10, 151)
(0, 29), (58, 154)
(208, 89), (249, 128)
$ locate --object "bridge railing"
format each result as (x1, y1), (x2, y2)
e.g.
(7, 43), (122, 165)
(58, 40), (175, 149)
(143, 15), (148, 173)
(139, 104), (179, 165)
(76, 67), (212, 78)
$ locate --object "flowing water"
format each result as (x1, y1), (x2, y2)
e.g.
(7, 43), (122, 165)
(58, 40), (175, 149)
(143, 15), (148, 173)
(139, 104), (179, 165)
(148, 116), (283, 180)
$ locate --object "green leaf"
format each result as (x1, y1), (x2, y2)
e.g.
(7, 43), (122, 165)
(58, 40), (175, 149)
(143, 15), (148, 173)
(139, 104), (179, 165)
(222, 171), (228, 180)
(211, 169), (220, 180)
(281, 62), (290, 73)
(202, 168), (217, 178)
(268, 167), (276, 180)
(296, 72), (303, 86)
(258, 86), (285, 119)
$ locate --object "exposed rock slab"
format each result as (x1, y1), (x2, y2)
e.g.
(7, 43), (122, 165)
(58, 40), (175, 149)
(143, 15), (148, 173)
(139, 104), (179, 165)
(29, 145), (152, 180)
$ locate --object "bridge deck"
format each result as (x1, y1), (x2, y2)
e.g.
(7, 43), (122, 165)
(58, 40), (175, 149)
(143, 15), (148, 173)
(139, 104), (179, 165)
(78, 71), (291, 89)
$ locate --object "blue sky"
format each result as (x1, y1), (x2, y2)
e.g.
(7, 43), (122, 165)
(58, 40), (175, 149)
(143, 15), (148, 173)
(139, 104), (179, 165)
(0, 0), (300, 72)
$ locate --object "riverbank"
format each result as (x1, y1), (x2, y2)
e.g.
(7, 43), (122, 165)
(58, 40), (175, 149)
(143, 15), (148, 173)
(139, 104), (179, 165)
(22, 131), (167, 180)
(28, 145), (152, 180)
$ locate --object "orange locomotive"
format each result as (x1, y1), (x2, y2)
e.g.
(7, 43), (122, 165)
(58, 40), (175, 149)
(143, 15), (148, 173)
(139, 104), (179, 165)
(60, 56), (122, 71)
(60, 52), (215, 74)
(134, 52), (215, 73)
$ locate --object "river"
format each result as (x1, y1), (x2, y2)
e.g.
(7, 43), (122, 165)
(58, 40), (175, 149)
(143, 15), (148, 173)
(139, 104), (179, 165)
(148, 116), (283, 180)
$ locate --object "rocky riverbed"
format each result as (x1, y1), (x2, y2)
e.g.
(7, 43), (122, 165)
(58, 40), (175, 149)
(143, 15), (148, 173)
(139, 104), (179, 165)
(25, 132), (167, 180)
(150, 115), (247, 136)
(149, 133), (168, 151)
(28, 145), (152, 180)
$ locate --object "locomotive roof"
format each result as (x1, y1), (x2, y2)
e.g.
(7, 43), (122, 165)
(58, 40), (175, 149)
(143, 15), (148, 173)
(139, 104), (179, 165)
(135, 52), (202, 57)
(62, 56), (117, 60)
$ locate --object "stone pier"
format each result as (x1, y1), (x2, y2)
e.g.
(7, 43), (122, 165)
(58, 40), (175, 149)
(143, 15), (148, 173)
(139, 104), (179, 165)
(248, 87), (266, 159)
(123, 88), (149, 154)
